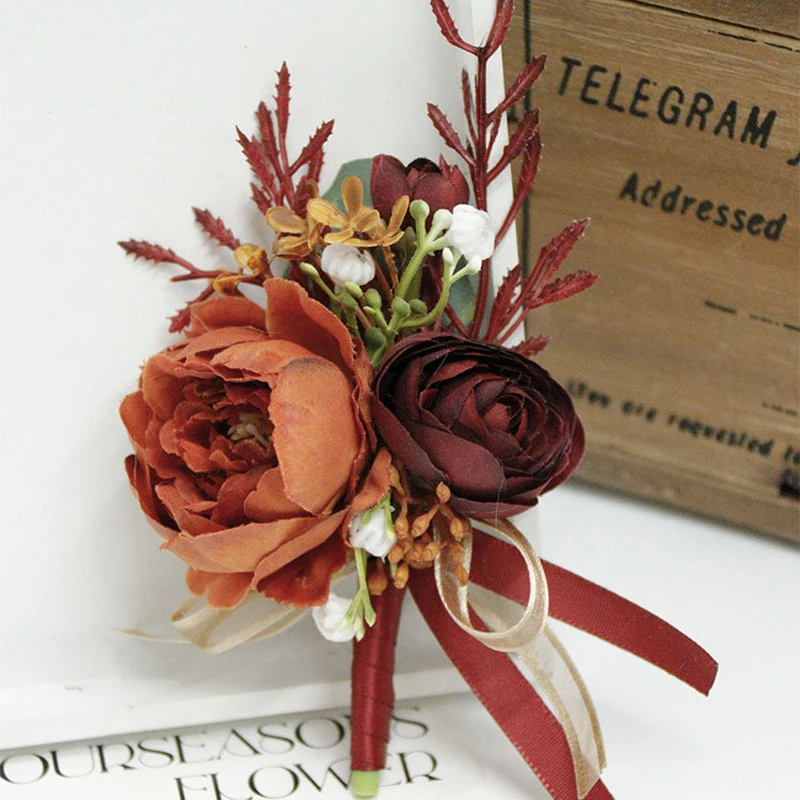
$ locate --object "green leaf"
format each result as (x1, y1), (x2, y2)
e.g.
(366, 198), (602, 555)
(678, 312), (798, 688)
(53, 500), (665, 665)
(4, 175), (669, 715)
(447, 271), (477, 327)
(322, 158), (374, 211)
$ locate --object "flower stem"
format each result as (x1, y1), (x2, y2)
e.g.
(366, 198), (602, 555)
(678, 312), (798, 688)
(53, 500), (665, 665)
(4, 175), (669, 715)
(350, 582), (407, 787)
(351, 770), (380, 798)
(395, 243), (430, 301)
(467, 49), (491, 339)
(399, 261), (453, 331)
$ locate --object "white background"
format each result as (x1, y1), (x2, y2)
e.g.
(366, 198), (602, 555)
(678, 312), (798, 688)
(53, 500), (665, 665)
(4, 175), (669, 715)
(1, 2), (798, 798)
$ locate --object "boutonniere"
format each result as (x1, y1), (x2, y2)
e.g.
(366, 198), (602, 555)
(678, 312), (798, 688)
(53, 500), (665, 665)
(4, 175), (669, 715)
(119, 3), (716, 797)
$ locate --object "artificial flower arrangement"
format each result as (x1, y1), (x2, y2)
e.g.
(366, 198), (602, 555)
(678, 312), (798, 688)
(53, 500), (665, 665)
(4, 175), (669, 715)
(119, 2), (717, 798)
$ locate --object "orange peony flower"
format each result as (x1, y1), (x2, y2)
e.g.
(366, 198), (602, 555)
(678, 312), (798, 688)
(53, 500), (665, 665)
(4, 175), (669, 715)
(120, 279), (390, 609)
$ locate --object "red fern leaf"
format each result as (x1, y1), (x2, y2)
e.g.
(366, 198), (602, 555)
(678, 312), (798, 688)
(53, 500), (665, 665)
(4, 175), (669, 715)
(292, 175), (319, 217)
(484, 0), (514, 57)
(528, 218), (590, 290)
(236, 127), (276, 200)
(491, 222), (593, 345)
(427, 103), (473, 164)
(168, 285), (215, 333)
(254, 101), (280, 164)
(512, 335), (550, 358)
(250, 183), (272, 215)
(429, 0), (479, 54)
(290, 119), (334, 173)
(118, 239), (195, 270)
(461, 68), (477, 144)
(488, 108), (539, 181)
(275, 62), (291, 141)
(307, 145), (325, 183)
(192, 208), (241, 250)
(495, 128), (541, 243)
(494, 263), (523, 309)
(168, 306), (193, 333)
(485, 263), (523, 339)
(493, 54), (547, 120)
(536, 270), (598, 305)
(516, 126), (542, 194)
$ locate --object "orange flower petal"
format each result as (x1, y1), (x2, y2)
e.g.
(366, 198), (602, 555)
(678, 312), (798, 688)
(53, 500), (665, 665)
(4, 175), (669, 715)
(243, 467), (306, 522)
(341, 175), (364, 217)
(212, 466), (269, 527)
(379, 229), (406, 247)
(351, 448), (393, 513)
(256, 528), (347, 606)
(206, 573), (252, 608)
(186, 569), (252, 609)
(352, 207), (381, 231)
(187, 296), (266, 336)
(125, 454), (172, 537)
(323, 229), (358, 245)
(141, 356), (188, 421)
(388, 195), (410, 232)
(145, 424), (182, 479)
(179, 326), (269, 364)
(208, 338), (316, 382)
(164, 516), (315, 574)
(264, 278), (359, 374)
(270, 357), (360, 515)
(307, 197), (347, 228)
(186, 567), (215, 595)
(170, 501), (223, 536)
(158, 418), (178, 455)
(265, 206), (307, 235)
(120, 391), (150, 449)
(251, 511), (346, 584)
(172, 470), (214, 505)
(273, 235), (313, 259)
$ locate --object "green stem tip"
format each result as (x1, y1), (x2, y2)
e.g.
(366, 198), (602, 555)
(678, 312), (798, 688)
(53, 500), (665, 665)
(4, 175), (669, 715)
(351, 770), (380, 797)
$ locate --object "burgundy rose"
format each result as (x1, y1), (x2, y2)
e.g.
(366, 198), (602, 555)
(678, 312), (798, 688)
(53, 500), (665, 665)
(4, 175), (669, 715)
(372, 332), (584, 518)
(371, 154), (469, 223)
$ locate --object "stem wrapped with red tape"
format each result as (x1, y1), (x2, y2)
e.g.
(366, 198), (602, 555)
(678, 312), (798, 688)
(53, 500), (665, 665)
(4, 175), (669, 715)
(350, 582), (406, 781)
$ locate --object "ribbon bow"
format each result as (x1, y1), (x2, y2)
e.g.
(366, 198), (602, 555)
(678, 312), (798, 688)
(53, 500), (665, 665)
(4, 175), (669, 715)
(161, 518), (717, 800)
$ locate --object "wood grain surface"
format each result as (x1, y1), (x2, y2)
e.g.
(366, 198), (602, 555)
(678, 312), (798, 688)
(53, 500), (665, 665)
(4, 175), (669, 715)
(505, 0), (799, 539)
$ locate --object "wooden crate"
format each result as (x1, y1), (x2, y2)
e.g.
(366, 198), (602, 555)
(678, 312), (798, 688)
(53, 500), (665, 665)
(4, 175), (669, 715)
(504, 0), (799, 541)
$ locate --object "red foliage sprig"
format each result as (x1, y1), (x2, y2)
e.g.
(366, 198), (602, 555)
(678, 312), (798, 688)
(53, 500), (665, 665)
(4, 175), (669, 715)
(428, 0), (594, 344)
(117, 237), (264, 332)
(238, 62), (333, 216)
(485, 219), (597, 346)
(118, 239), (198, 273)
(512, 334), (550, 358)
(192, 207), (242, 251)
(120, 63), (333, 331)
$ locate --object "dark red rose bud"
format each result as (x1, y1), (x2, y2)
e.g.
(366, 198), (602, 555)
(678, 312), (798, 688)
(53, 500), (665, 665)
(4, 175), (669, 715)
(371, 154), (470, 223)
(372, 332), (584, 519)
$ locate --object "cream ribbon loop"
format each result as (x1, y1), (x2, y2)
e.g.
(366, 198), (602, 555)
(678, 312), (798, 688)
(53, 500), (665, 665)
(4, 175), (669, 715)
(162, 563), (357, 653)
(171, 592), (309, 654)
(119, 592), (308, 653)
(433, 518), (606, 800)
(434, 516), (549, 652)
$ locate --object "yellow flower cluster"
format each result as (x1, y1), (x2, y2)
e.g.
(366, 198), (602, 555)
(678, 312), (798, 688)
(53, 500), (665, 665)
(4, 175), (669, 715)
(266, 176), (408, 259)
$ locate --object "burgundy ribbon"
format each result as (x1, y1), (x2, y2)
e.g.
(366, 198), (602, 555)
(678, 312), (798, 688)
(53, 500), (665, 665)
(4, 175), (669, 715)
(352, 528), (717, 796)
(406, 529), (717, 799)
(410, 567), (615, 800)
(468, 531), (718, 695)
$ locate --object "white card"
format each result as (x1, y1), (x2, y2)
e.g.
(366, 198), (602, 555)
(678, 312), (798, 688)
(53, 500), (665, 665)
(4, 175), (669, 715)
(0, 695), (541, 800)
